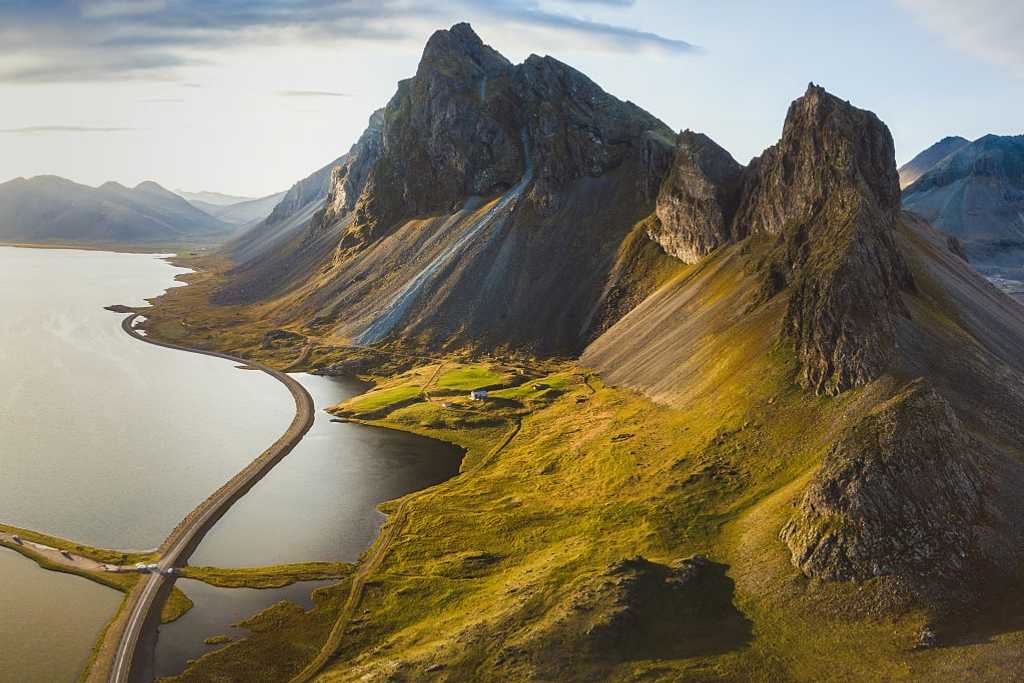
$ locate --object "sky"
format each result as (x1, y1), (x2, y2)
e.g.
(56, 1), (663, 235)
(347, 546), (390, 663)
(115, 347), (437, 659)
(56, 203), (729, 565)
(1, 0), (1022, 197)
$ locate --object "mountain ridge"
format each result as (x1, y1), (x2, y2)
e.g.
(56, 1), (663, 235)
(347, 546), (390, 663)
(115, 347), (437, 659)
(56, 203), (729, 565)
(0, 175), (232, 244)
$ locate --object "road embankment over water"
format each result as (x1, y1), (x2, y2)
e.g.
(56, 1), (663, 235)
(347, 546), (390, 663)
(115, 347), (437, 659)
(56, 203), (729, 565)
(89, 313), (315, 683)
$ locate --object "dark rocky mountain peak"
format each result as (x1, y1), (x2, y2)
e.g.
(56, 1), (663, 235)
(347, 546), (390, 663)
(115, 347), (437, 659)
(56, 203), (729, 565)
(735, 83), (901, 238)
(417, 22), (511, 80)
(739, 84), (913, 395)
(321, 22), (675, 247)
(647, 83), (913, 395)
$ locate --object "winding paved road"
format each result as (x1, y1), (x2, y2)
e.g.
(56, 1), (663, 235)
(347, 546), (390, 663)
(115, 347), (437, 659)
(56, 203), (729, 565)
(101, 314), (315, 683)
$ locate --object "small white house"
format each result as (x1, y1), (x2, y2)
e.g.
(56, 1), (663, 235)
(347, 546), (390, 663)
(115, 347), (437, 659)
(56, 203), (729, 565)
(469, 390), (488, 401)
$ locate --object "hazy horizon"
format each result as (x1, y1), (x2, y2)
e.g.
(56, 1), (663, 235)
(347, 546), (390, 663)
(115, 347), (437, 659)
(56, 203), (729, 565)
(2, 0), (1023, 197)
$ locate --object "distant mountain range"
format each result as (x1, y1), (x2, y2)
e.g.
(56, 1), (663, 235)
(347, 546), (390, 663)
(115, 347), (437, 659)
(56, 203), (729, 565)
(178, 189), (287, 227)
(901, 134), (1024, 280)
(898, 136), (969, 189)
(0, 176), (290, 245)
(0, 176), (236, 244)
(176, 190), (255, 206)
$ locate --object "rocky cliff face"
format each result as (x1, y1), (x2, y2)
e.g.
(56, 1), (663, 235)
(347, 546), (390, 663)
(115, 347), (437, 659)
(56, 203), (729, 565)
(649, 131), (744, 263)
(317, 110), (384, 224)
(780, 380), (1009, 603)
(222, 23), (681, 354)
(734, 85), (902, 238)
(320, 23), (676, 249)
(743, 85), (913, 395)
(638, 86), (914, 394)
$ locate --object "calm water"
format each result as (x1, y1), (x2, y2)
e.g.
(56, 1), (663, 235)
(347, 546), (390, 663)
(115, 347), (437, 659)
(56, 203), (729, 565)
(0, 247), (293, 549)
(189, 372), (463, 567)
(0, 246), (290, 681)
(154, 372), (462, 676)
(0, 548), (121, 683)
(1, 246), (463, 682)
(150, 578), (334, 680)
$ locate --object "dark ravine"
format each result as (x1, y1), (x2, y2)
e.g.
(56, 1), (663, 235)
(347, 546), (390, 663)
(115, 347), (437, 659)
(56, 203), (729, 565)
(94, 314), (314, 683)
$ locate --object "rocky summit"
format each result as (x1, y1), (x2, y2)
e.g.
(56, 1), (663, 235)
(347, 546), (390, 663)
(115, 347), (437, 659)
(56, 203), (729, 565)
(219, 22), (680, 354)
(744, 85), (914, 395)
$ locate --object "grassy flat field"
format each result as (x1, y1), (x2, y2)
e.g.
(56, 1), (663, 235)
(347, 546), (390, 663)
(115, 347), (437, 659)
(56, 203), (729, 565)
(434, 365), (507, 391)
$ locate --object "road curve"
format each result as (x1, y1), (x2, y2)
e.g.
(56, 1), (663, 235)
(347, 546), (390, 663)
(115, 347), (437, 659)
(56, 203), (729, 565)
(102, 313), (315, 683)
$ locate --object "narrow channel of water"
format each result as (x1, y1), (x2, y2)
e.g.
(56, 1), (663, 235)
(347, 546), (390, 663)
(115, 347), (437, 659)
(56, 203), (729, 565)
(150, 578), (334, 680)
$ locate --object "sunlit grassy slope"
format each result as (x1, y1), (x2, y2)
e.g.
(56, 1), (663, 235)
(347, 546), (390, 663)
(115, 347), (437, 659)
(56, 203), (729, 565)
(145, 215), (1024, 682)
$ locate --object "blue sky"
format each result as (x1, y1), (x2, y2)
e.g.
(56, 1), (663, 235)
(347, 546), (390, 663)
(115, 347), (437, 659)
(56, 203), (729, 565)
(0, 0), (1021, 196)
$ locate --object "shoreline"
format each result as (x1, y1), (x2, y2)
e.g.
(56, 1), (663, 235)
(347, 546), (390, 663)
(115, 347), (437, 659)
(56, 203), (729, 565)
(0, 240), (216, 255)
(88, 313), (316, 683)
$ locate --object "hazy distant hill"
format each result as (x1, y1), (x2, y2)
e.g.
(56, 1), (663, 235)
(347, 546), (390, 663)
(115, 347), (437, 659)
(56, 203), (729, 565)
(897, 135), (968, 188)
(902, 134), (1024, 278)
(175, 190), (254, 206)
(180, 190), (287, 226)
(0, 176), (232, 244)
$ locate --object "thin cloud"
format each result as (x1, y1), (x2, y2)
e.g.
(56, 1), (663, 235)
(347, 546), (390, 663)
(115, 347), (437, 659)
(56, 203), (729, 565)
(277, 90), (351, 98)
(0, 0), (700, 83)
(475, 0), (700, 54)
(0, 126), (140, 134)
(139, 97), (184, 103)
(898, 0), (1024, 74)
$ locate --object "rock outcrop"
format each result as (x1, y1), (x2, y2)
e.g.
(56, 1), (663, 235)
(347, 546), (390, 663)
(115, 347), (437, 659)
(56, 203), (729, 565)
(523, 555), (750, 673)
(649, 131), (744, 263)
(780, 380), (1005, 597)
(744, 85), (914, 395)
(316, 109), (384, 229)
(735, 84), (902, 238)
